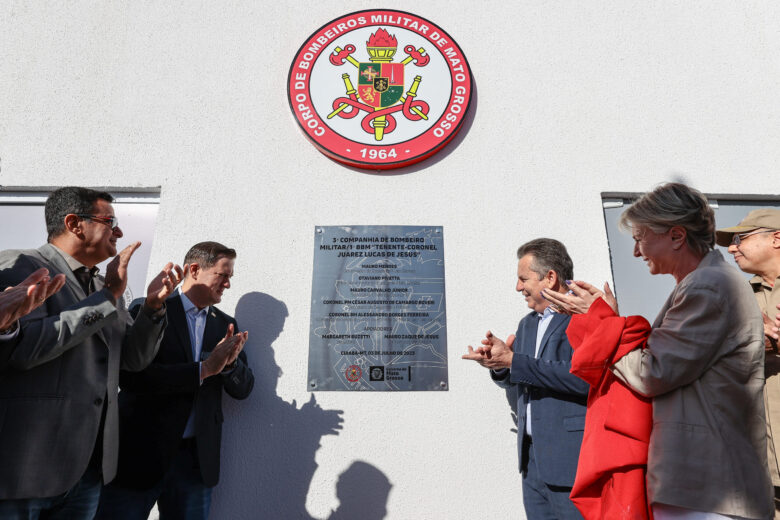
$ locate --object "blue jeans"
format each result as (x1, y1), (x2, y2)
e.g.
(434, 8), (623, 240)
(96, 439), (212, 520)
(0, 467), (102, 520)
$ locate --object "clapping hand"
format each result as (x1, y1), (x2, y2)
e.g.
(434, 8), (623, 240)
(201, 324), (249, 379)
(462, 331), (515, 369)
(145, 263), (186, 310)
(0, 268), (66, 331)
(104, 242), (141, 302)
(541, 281), (619, 316)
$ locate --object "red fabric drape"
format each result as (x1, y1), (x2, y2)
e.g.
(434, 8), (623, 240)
(567, 298), (654, 520)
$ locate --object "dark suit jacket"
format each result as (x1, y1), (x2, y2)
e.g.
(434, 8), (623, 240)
(114, 293), (254, 489)
(492, 310), (588, 487)
(0, 244), (165, 499)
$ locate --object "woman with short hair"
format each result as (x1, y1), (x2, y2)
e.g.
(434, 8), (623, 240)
(546, 183), (773, 520)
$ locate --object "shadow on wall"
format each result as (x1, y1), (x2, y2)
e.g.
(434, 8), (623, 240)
(210, 292), (389, 519)
(326, 461), (392, 520)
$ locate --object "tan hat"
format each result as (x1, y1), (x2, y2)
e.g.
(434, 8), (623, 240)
(715, 208), (780, 247)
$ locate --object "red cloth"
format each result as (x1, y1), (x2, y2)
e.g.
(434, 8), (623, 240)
(567, 298), (654, 520)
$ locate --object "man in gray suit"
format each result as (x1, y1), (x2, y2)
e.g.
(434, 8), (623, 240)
(0, 186), (183, 519)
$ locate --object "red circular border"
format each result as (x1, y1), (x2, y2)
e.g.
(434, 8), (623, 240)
(288, 9), (473, 170)
(345, 365), (362, 382)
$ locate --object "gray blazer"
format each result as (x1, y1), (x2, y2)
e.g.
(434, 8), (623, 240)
(0, 244), (165, 499)
(613, 250), (773, 519)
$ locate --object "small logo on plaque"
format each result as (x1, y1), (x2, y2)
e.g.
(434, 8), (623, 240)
(345, 365), (362, 382)
(288, 10), (473, 169)
(369, 366), (385, 381)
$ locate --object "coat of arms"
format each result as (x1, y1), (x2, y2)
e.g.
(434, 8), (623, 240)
(288, 10), (473, 169)
(328, 28), (431, 142)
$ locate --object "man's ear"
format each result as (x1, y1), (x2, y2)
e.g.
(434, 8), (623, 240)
(63, 214), (83, 237)
(771, 230), (780, 249)
(669, 226), (687, 250)
(545, 269), (558, 288)
(188, 262), (200, 280)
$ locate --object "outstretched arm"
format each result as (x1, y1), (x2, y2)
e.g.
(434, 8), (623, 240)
(119, 255), (183, 372)
(542, 280), (618, 316)
(0, 268), (66, 332)
(0, 251), (121, 371)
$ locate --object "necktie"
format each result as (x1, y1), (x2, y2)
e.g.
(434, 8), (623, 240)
(74, 266), (98, 295)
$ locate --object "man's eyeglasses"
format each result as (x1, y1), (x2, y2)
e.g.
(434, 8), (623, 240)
(76, 214), (119, 230)
(731, 229), (776, 245)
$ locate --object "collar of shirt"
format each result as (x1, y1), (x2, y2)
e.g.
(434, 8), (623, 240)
(50, 244), (100, 276)
(750, 273), (778, 290)
(536, 306), (556, 321)
(179, 290), (209, 316)
(534, 306), (556, 355)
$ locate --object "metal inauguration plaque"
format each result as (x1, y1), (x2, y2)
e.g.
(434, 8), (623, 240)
(308, 225), (448, 391)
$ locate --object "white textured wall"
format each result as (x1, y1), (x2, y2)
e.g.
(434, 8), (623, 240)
(2, 2), (779, 518)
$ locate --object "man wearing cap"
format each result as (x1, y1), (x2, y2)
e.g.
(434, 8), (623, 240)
(716, 208), (780, 513)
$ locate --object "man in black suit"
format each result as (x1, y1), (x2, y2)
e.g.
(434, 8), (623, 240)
(97, 241), (254, 520)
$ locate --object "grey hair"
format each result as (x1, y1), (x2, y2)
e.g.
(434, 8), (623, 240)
(516, 238), (574, 282)
(619, 182), (714, 257)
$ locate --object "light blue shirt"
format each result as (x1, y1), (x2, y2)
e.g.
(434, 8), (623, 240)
(525, 306), (556, 437)
(180, 291), (208, 439)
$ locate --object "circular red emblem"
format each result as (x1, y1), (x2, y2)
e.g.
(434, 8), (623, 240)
(345, 365), (362, 382)
(288, 9), (473, 170)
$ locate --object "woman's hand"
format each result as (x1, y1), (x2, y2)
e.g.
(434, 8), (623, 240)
(542, 281), (619, 315)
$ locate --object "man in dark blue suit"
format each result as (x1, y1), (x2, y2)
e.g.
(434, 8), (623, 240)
(96, 241), (254, 520)
(464, 238), (587, 519)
